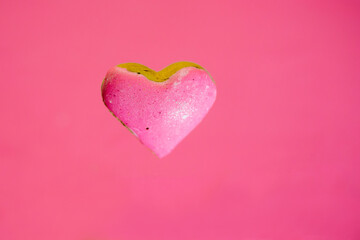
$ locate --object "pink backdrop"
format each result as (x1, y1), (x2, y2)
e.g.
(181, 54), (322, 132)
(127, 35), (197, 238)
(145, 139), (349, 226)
(1, 0), (360, 239)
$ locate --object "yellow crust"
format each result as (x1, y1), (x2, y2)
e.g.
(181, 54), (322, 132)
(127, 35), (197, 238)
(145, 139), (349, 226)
(117, 61), (204, 82)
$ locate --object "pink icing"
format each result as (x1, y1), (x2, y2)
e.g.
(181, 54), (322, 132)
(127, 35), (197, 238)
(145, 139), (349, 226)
(102, 66), (217, 158)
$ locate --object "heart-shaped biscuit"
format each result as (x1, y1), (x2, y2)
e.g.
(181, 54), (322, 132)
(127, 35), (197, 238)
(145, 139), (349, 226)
(101, 62), (217, 158)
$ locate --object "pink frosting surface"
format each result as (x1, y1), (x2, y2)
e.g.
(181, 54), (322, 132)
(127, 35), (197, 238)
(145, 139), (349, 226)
(102, 66), (217, 157)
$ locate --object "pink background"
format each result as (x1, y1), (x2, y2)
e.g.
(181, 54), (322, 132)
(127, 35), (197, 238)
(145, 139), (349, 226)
(1, 0), (360, 239)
